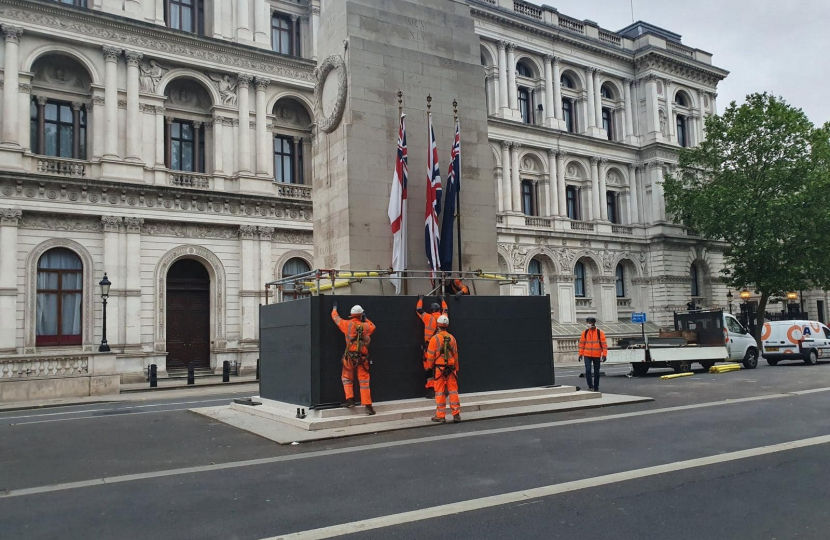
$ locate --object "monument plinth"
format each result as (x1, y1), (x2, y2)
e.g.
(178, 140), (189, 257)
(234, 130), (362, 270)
(312, 0), (497, 294)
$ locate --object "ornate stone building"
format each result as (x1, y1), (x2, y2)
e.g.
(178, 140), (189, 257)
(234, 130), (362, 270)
(0, 0), (741, 387)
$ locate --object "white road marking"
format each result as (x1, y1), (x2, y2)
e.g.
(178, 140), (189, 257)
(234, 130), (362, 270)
(3, 387), (830, 499)
(262, 434), (830, 540)
(0, 398), (239, 421)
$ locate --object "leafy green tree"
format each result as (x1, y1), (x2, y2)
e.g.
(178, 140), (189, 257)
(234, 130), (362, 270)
(664, 92), (830, 344)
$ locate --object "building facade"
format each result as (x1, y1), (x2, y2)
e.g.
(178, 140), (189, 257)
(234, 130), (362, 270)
(0, 0), (769, 387)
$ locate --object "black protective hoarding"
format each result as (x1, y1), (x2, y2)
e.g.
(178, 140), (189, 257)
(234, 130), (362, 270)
(260, 295), (555, 407)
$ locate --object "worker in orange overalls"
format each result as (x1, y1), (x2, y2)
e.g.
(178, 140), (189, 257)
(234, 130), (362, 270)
(447, 278), (470, 296)
(331, 302), (376, 415)
(416, 295), (448, 398)
(578, 316), (607, 392)
(426, 314), (460, 423)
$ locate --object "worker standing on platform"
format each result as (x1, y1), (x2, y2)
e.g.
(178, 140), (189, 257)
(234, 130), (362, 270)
(578, 317), (607, 392)
(332, 302), (376, 415)
(426, 315), (460, 423)
(447, 278), (470, 296)
(416, 295), (448, 398)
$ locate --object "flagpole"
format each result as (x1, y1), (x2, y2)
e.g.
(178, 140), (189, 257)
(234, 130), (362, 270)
(454, 99), (462, 274)
(398, 89), (409, 296)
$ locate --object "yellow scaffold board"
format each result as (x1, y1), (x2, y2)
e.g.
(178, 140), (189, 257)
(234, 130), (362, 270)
(660, 372), (694, 380)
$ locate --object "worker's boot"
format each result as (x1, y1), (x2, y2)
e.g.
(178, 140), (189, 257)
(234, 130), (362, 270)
(453, 414), (461, 423)
(431, 416), (445, 423)
(365, 404), (376, 416)
(345, 398), (355, 408)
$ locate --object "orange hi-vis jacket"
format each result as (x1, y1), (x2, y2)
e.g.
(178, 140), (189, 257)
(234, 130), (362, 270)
(426, 330), (459, 375)
(331, 309), (376, 358)
(416, 298), (448, 343)
(450, 279), (470, 295)
(578, 327), (608, 358)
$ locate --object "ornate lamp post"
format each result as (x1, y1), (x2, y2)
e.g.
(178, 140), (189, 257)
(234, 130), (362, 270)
(726, 290), (734, 314)
(786, 291), (799, 318)
(99, 273), (111, 352)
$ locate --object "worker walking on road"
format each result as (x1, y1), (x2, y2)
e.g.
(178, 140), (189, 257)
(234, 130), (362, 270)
(416, 295), (448, 398)
(578, 316), (607, 392)
(332, 303), (377, 415)
(426, 315), (461, 423)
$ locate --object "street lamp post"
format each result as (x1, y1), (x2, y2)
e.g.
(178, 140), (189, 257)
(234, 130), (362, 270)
(786, 291), (798, 318)
(726, 290), (734, 314)
(99, 273), (111, 352)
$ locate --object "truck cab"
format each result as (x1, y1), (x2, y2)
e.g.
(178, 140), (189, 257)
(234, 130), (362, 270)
(722, 313), (758, 366)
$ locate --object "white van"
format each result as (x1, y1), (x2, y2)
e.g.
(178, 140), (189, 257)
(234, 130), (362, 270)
(762, 320), (830, 365)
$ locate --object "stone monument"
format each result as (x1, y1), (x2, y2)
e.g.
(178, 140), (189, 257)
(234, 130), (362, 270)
(312, 0), (497, 294)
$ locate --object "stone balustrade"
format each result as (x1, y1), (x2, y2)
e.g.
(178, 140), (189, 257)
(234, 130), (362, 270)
(558, 16), (585, 34)
(571, 221), (595, 231)
(169, 172), (211, 189)
(513, 1), (542, 20)
(575, 298), (593, 308)
(525, 216), (551, 228)
(612, 225), (634, 235)
(617, 298), (632, 307)
(276, 183), (312, 200)
(599, 30), (622, 46)
(36, 157), (87, 178)
(667, 41), (695, 58)
(1, 355), (89, 379)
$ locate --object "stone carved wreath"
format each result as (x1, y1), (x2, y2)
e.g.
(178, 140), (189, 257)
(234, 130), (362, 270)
(314, 55), (348, 134)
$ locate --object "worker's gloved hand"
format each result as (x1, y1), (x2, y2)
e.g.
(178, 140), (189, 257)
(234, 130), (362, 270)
(333, 302), (338, 311)
(456, 291), (463, 297)
(440, 295), (446, 302)
(601, 357), (607, 363)
(418, 295), (424, 301)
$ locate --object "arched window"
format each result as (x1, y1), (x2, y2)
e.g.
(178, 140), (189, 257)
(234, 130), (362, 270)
(563, 98), (575, 132)
(615, 264), (625, 298)
(529, 259), (544, 296)
(677, 115), (688, 147)
(516, 62), (532, 78)
(168, 120), (205, 172)
(36, 248), (83, 346)
(272, 14), (293, 55)
(602, 107), (613, 140)
(166, 0), (204, 35)
(600, 85), (613, 100)
(574, 262), (586, 297)
(30, 98), (87, 160)
(282, 257), (312, 300)
(675, 92), (688, 107)
(560, 74), (575, 89)
(566, 185), (579, 220)
(274, 135), (303, 184)
(690, 263), (700, 297)
(521, 180), (535, 216)
(518, 87), (531, 124)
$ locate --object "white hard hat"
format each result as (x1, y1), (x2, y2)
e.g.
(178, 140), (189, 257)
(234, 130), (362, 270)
(350, 305), (364, 316)
(437, 314), (449, 327)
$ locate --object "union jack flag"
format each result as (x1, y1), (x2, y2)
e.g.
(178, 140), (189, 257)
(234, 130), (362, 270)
(387, 114), (408, 294)
(439, 119), (460, 271)
(424, 111), (442, 273)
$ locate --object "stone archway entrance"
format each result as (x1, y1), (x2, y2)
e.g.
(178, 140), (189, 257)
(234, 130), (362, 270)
(166, 258), (211, 374)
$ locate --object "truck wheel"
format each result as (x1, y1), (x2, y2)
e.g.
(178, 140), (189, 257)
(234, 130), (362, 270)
(742, 349), (758, 369)
(632, 364), (649, 376)
(699, 361), (715, 371)
(766, 358), (779, 366)
(804, 349), (819, 365)
(673, 360), (692, 373)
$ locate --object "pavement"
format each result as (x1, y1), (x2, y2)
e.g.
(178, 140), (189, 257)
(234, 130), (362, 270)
(2, 359), (830, 539)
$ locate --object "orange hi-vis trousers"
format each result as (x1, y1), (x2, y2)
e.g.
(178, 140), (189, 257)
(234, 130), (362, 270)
(341, 355), (372, 405)
(433, 372), (460, 419)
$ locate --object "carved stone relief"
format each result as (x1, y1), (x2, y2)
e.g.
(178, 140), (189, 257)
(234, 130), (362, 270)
(165, 78), (211, 111)
(314, 55), (347, 133)
(32, 55), (90, 91)
(139, 59), (168, 93)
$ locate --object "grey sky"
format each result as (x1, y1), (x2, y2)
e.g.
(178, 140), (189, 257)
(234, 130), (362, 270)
(528, 0), (830, 124)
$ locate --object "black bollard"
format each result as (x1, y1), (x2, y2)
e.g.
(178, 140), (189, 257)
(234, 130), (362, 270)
(187, 365), (195, 385)
(222, 360), (230, 383)
(149, 364), (158, 388)
(256, 358), (260, 381)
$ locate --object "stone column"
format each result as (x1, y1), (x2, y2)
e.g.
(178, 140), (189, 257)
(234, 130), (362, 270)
(510, 142), (521, 212)
(124, 218), (143, 348)
(543, 55), (555, 126)
(101, 216), (123, 349)
(254, 0), (270, 45)
(552, 57), (563, 121)
(628, 163), (640, 224)
(500, 141), (512, 212)
(664, 79), (674, 141)
(649, 162), (665, 222)
(593, 69), (603, 130)
(239, 225), (258, 343)
(556, 151), (567, 217)
(212, 0), (223, 38)
(698, 89), (707, 142)
(598, 158), (609, 221)
(1, 25), (22, 146)
(644, 75), (660, 139)
(103, 46), (122, 159)
(124, 51), (143, 161)
(507, 43), (518, 112)
(154, 106), (165, 167)
(590, 157), (601, 222)
(547, 149), (558, 216)
(90, 96), (105, 159)
(237, 74), (252, 173)
(71, 102), (82, 158)
(495, 170), (504, 213)
(293, 136), (301, 183)
(212, 113), (224, 174)
(0, 209), (21, 351)
(254, 77), (270, 176)
(258, 227), (274, 308)
(711, 92), (718, 116)
(497, 41), (509, 112)
(237, 0), (251, 40)
(623, 78), (635, 142)
(312, 6), (320, 60)
(585, 67), (597, 129)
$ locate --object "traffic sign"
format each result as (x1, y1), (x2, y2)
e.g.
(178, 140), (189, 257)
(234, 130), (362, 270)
(631, 312), (647, 324)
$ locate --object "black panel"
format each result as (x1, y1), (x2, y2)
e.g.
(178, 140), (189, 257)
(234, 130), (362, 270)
(260, 295), (555, 407)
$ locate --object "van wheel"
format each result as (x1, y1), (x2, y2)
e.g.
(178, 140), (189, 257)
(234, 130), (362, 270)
(673, 360), (692, 373)
(804, 349), (819, 365)
(632, 364), (649, 376)
(699, 361), (715, 371)
(766, 358), (779, 366)
(742, 349), (758, 369)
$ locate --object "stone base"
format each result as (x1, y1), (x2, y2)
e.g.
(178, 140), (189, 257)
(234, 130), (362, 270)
(0, 374), (120, 403)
